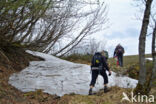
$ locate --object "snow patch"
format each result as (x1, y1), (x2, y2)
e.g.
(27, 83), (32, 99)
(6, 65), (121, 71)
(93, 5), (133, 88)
(9, 50), (138, 96)
(146, 58), (153, 61)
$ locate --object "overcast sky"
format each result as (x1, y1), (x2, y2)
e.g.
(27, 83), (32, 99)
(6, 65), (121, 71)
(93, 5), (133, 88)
(92, 0), (152, 56)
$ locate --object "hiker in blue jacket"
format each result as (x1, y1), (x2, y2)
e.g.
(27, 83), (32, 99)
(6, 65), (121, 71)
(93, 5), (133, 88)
(113, 44), (125, 67)
(89, 52), (111, 95)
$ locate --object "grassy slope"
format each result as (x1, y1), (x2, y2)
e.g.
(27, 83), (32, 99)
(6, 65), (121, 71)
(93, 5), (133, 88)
(109, 54), (152, 67)
(62, 54), (152, 66)
(0, 49), (155, 104)
(57, 87), (133, 104)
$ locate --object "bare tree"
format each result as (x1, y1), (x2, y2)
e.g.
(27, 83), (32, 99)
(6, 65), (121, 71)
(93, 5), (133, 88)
(51, 1), (108, 56)
(135, 0), (153, 95)
(67, 37), (106, 56)
(89, 38), (101, 55)
(0, 0), (108, 58)
(0, 0), (52, 44)
(149, 20), (156, 88)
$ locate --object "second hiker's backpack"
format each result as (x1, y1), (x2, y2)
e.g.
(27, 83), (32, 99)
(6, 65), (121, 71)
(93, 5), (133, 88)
(92, 52), (103, 67)
(104, 51), (109, 59)
(117, 47), (123, 54)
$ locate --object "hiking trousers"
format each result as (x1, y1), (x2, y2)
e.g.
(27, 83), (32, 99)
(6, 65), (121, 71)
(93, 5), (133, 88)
(90, 69), (108, 87)
(117, 54), (123, 67)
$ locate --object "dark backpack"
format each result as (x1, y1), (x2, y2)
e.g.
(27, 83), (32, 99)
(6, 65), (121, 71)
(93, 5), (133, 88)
(117, 47), (123, 54)
(92, 52), (103, 67)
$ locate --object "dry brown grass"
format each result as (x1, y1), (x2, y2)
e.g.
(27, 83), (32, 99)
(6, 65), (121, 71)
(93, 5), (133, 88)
(0, 47), (59, 104)
(57, 86), (154, 104)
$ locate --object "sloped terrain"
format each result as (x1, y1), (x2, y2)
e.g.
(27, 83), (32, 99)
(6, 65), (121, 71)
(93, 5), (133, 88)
(0, 48), (155, 104)
(9, 51), (138, 96)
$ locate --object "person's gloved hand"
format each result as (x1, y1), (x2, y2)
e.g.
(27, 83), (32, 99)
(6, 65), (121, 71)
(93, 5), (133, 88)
(108, 71), (111, 76)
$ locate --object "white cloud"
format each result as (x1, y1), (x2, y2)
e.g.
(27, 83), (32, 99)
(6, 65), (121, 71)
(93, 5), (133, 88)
(106, 0), (141, 34)
(91, 0), (152, 56)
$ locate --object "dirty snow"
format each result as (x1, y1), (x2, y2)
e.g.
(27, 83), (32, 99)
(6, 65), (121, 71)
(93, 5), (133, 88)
(9, 51), (138, 96)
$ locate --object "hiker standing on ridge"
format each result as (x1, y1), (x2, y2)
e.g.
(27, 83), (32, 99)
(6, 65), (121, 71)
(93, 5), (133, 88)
(113, 44), (125, 67)
(89, 52), (111, 95)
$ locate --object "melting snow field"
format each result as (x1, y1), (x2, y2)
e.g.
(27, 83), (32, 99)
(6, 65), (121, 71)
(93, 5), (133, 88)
(9, 51), (138, 96)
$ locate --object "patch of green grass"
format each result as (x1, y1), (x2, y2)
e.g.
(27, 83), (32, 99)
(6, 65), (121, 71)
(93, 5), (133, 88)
(63, 53), (152, 67)
(61, 54), (93, 65)
(124, 61), (153, 80)
(108, 54), (152, 68)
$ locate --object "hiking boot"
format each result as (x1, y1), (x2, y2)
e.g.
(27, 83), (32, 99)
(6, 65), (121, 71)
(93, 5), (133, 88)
(89, 88), (92, 95)
(104, 86), (109, 93)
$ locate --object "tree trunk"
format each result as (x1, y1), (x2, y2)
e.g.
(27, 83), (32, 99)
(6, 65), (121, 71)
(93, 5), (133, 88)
(135, 0), (153, 95)
(149, 22), (156, 88)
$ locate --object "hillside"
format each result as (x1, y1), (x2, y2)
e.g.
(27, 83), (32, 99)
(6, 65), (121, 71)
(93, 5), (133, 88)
(62, 54), (153, 78)
(0, 46), (58, 104)
(62, 54), (152, 66)
(0, 49), (155, 104)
